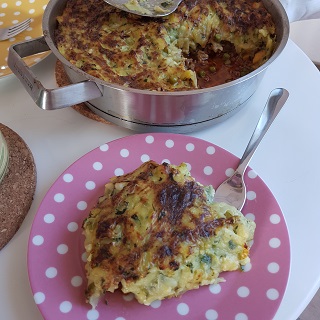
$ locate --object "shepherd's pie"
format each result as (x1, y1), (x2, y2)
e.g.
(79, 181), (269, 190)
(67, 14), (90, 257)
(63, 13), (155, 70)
(55, 0), (276, 91)
(82, 160), (256, 307)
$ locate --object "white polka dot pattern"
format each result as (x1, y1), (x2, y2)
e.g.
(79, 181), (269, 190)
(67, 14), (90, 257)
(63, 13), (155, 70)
(59, 301), (72, 313)
(99, 144), (109, 152)
(165, 139), (174, 148)
(28, 133), (290, 320)
(177, 302), (189, 315)
(34, 292), (45, 305)
(44, 213), (55, 224)
(57, 244), (68, 255)
(77, 201), (87, 211)
(186, 143), (195, 151)
(123, 293), (135, 302)
(45, 267), (57, 279)
(63, 173), (73, 183)
(87, 309), (99, 320)
(205, 309), (218, 320)
(209, 283), (221, 294)
(67, 222), (78, 232)
(0, 0), (49, 77)
(93, 162), (103, 171)
(71, 276), (83, 287)
(32, 235), (43, 246)
(150, 300), (161, 308)
(237, 286), (250, 298)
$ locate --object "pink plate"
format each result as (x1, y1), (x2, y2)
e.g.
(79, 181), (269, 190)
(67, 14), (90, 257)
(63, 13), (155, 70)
(28, 133), (290, 320)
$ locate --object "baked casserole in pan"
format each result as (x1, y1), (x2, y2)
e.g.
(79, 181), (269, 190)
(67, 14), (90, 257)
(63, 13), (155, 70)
(55, 0), (276, 91)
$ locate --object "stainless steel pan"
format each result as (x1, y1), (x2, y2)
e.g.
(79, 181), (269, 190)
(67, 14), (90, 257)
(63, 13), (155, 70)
(8, 0), (289, 133)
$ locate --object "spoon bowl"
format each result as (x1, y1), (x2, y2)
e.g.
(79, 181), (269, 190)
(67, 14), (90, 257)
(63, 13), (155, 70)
(213, 88), (289, 210)
(104, 0), (182, 17)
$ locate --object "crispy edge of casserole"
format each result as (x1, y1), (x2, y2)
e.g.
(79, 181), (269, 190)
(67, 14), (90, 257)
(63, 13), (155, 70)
(82, 160), (256, 307)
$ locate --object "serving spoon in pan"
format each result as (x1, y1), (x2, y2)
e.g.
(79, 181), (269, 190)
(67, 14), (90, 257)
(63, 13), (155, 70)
(213, 88), (289, 211)
(104, 0), (182, 17)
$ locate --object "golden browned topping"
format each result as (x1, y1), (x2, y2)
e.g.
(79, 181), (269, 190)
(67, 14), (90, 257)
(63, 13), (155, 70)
(55, 0), (275, 91)
(213, 0), (275, 31)
(83, 160), (255, 307)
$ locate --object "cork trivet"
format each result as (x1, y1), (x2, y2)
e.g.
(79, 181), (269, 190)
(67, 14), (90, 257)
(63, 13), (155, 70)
(0, 124), (36, 250)
(55, 60), (112, 125)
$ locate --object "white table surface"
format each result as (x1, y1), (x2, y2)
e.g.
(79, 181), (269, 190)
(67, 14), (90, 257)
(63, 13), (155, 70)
(1, 39), (320, 320)
(290, 19), (320, 66)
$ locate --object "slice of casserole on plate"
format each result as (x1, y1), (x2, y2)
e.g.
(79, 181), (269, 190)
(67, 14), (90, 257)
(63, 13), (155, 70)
(82, 160), (256, 307)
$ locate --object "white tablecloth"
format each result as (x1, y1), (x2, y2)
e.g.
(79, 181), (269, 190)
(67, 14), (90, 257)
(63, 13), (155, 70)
(1, 39), (320, 319)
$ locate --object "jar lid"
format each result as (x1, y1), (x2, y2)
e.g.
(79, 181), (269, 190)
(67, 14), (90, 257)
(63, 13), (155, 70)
(0, 130), (9, 183)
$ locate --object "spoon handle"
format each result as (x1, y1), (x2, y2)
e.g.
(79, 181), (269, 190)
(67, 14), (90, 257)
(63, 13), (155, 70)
(236, 88), (289, 175)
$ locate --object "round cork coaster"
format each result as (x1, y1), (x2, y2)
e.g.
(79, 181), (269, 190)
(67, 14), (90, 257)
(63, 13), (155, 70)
(0, 124), (37, 250)
(54, 60), (112, 125)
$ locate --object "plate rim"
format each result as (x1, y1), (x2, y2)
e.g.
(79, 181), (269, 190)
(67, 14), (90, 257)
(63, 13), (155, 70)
(27, 132), (291, 320)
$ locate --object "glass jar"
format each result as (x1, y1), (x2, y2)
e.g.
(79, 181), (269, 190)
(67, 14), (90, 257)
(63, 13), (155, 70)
(0, 130), (9, 183)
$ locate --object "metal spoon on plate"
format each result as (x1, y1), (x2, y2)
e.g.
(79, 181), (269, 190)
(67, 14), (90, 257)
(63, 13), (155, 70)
(104, 0), (182, 17)
(213, 88), (289, 211)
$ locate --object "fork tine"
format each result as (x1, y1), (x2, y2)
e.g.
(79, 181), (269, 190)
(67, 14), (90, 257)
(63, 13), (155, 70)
(8, 18), (31, 36)
(5, 18), (31, 39)
(0, 18), (32, 41)
(11, 18), (31, 30)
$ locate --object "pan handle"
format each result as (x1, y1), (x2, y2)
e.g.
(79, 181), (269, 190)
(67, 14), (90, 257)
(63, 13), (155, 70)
(7, 36), (103, 110)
